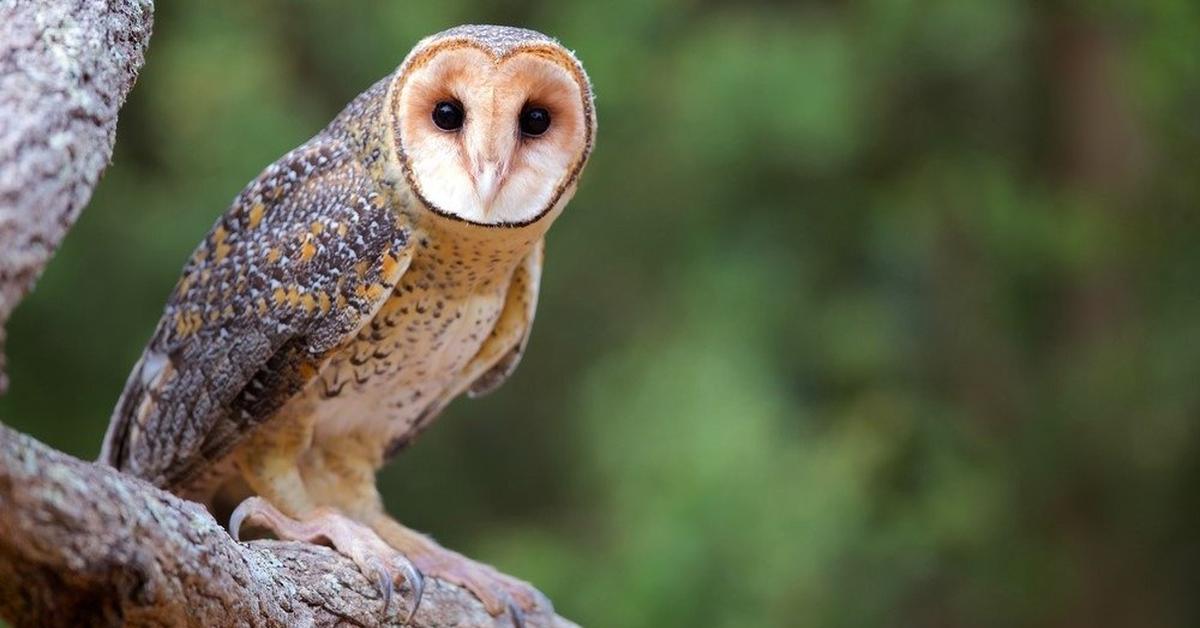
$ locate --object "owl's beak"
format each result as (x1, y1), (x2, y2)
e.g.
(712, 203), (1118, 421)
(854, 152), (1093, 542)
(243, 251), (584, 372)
(474, 160), (507, 210)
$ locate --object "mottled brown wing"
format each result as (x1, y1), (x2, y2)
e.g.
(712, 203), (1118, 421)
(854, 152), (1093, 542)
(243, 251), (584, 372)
(100, 138), (412, 489)
(467, 238), (543, 397)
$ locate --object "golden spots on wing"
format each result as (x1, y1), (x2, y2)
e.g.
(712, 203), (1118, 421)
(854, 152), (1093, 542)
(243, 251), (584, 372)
(174, 311), (189, 337)
(208, 309), (221, 323)
(223, 304), (234, 319)
(248, 202), (266, 228)
(213, 225), (229, 246)
(357, 283), (385, 302)
(381, 253), (399, 279)
(336, 222), (348, 237)
(177, 272), (195, 295)
(192, 247), (208, 264)
(336, 293), (348, 309)
(272, 286), (288, 306)
(266, 247), (282, 263)
(214, 242), (232, 262)
(300, 292), (317, 313)
(370, 194), (386, 209)
(257, 297), (269, 315)
(298, 362), (318, 380)
(354, 260), (369, 278)
(299, 239), (317, 263)
(200, 269), (212, 283)
(318, 291), (332, 313)
(310, 221), (324, 235)
(286, 286), (301, 307)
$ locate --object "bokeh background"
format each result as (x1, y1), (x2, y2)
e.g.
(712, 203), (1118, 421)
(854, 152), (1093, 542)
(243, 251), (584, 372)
(2, 1), (1199, 626)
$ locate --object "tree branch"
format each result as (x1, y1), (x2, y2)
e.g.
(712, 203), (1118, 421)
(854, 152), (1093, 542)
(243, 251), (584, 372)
(0, 424), (576, 628)
(0, 0), (153, 392)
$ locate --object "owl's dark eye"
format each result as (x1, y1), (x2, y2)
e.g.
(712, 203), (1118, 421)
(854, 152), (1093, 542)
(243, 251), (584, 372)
(432, 101), (464, 131)
(519, 106), (551, 136)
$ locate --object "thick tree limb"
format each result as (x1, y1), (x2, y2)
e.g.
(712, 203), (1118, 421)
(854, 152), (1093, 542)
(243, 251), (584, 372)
(0, 0), (153, 392)
(0, 424), (576, 628)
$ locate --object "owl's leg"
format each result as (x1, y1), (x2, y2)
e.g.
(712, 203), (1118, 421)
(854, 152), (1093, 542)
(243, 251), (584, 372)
(229, 416), (422, 621)
(228, 497), (423, 623)
(306, 434), (551, 623)
(233, 409), (317, 516)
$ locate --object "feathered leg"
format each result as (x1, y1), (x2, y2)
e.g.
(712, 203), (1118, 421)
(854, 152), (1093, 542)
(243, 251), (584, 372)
(305, 433), (550, 625)
(229, 416), (421, 623)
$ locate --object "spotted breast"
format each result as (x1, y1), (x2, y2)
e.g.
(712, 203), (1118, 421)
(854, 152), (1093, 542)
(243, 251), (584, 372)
(301, 208), (543, 455)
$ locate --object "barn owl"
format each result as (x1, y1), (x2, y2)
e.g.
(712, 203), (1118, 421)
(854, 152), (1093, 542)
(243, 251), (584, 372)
(100, 24), (595, 624)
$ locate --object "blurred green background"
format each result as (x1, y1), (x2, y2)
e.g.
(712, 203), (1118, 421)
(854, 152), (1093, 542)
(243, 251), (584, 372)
(3, 1), (1200, 626)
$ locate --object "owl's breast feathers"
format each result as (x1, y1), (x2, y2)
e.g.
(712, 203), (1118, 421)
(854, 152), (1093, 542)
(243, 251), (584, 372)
(305, 235), (543, 459)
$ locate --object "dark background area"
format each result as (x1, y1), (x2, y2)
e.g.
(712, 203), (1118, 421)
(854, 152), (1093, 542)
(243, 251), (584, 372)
(3, 1), (1199, 626)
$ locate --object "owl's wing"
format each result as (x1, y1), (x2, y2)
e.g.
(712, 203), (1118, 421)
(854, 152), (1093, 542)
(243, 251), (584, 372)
(466, 239), (543, 397)
(100, 138), (413, 489)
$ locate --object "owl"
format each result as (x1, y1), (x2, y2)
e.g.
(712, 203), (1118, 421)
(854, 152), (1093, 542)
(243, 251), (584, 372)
(99, 25), (595, 624)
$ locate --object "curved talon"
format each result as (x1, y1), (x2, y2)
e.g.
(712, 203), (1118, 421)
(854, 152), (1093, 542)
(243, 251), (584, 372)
(508, 601), (526, 628)
(399, 560), (425, 626)
(228, 496), (264, 542)
(223, 499), (434, 624)
(370, 556), (394, 616)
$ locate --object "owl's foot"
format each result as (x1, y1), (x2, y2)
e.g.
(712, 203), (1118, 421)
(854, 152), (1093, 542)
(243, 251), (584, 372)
(369, 515), (551, 626)
(230, 497), (425, 624)
(410, 545), (545, 627)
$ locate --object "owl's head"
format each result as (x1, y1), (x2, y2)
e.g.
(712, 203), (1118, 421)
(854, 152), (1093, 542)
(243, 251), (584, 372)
(390, 25), (596, 228)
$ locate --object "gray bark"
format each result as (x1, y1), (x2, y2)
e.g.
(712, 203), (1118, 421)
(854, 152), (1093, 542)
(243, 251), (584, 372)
(0, 0), (154, 392)
(0, 425), (576, 628)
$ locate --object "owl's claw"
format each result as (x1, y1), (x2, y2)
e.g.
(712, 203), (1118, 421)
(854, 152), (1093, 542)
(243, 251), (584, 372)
(369, 556), (394, 616)
(369, 517), (550, 625)
(227, 497), (425, 622)
(369, 554), (426, 624)
(397, 557), (425, 625)
(228, 499), (251, 542)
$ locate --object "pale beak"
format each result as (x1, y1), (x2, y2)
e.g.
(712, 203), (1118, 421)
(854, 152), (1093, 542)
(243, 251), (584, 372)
(474, 161), (506, 210)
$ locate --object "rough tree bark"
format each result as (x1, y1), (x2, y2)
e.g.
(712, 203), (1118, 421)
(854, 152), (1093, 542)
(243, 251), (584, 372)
(0, 0), (153, 392)
(0, 425), (575, 628)
(0, 3), (571, 627)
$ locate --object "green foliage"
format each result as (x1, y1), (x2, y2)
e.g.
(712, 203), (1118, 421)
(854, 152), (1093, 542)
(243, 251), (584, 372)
(2, 1), (1198, 626)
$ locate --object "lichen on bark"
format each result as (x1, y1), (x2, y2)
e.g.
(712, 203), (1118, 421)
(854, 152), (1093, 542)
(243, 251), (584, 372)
(0, 0), (153, 392)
